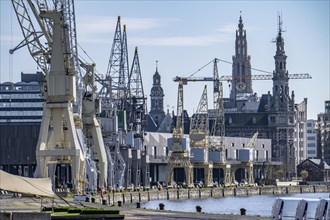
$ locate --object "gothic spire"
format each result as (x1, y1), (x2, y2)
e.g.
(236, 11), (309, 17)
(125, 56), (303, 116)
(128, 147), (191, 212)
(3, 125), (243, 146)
(231, 12), (253, 99)
(238, 11), (243, 30)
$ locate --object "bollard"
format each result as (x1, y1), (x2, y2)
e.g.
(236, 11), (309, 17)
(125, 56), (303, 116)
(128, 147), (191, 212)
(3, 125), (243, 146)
(136, 202), (141, 208)
(91, 197), (95, 203)
(159, 203), (165, 210)
(196, 205), (202, 213)
(118, 201), (122, 207)
(240, 208), (246, 215)
(102, 199), (107, 205)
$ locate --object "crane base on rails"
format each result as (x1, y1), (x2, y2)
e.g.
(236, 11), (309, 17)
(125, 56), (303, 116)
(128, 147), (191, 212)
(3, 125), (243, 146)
(35, 102), (86, 194)
(167, 151), (193, 188)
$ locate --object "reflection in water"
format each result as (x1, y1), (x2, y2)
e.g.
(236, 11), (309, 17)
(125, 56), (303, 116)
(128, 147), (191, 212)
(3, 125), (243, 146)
(142, 193), (329, 216)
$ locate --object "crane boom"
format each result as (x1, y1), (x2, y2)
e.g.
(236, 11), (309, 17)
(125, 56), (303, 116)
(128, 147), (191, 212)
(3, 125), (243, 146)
(219, 73), (311, 81)
(11, 0), (52, 75)
(174, 73), (311, 83)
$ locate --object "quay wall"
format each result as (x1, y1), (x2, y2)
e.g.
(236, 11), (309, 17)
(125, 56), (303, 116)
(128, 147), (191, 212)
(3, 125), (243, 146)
(105, 184), (330, 205)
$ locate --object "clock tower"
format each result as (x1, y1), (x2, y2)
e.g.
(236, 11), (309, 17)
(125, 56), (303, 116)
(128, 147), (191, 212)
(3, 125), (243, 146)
(149, 61), (165, 127)
(230, 13), (253, 100)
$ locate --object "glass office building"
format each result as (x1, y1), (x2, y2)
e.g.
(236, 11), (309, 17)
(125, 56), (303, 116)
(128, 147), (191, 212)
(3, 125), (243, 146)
(0, 73), (43, 177)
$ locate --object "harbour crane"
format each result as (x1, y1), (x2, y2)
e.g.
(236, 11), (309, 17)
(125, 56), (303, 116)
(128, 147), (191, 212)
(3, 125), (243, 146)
(11, 0), (86, 193)
(245, 132), (259, 184)
(167, 79), (193, 187)
(10, 0), (108, 193)
(173, 59), (231, 185)
(189, 85), (214, 187)
(80, 61), (108, 190)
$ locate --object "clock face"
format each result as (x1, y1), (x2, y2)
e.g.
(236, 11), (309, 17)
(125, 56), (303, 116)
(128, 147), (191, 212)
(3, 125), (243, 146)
(236, 82), (246, 91)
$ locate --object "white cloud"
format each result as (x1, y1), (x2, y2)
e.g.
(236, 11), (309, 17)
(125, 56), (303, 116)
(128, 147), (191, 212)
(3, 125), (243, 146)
(215, 23), (258, 33)
(131, 34), (232, 46)
(215, 23), (237, 33)
(77, 15), (178, 34)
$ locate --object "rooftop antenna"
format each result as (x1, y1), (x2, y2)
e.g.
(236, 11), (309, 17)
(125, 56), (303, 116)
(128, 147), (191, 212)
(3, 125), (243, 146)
(278, 11), (284, 33)
(156, 60), (158, 71)
(271, 11), (286, 43)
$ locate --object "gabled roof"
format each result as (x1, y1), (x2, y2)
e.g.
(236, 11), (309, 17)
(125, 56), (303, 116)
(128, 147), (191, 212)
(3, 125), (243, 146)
(145, 114), (158, 132)
(299, 158), (330, 169)
(157, 112), (173, 133)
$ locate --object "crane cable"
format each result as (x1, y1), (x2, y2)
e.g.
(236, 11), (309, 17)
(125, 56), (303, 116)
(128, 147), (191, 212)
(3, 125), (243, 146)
(77, 43), (103, 76)
(185, 58), (273, 78)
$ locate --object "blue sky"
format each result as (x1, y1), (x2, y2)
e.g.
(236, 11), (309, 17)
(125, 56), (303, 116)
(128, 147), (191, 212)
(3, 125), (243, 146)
(0, 0), (329, 119)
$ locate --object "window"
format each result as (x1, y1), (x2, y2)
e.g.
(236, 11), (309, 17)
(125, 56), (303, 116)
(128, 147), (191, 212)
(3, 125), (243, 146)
(307, 143), (315, 147)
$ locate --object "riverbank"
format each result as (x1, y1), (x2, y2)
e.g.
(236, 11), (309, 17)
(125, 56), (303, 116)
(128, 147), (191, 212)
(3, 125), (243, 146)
(0, 195), (269, 220)
(106, 184), (330, 206)
(0, 185), (329, 219)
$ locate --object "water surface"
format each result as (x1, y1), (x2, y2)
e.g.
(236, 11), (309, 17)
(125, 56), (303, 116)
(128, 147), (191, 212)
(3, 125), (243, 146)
(142, 192), (329, 216)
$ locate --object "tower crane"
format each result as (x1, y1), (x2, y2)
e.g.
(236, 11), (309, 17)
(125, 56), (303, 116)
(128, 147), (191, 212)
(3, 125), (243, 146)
(174, 58), (312, 84)
(219, 73), (312, 81)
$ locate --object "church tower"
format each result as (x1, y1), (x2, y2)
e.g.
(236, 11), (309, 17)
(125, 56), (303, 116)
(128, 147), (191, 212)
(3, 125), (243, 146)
(271, 15), (295, 112)
(230, 13), (253, 100)
(149, 61), (165, 127)
(268, 15), (296, 178)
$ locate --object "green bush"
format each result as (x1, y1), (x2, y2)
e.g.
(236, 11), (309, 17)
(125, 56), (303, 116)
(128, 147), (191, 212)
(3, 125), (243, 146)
(81, 208), (120, 215)
(67, 207), (82, 214)
(53, 206), (70, 212)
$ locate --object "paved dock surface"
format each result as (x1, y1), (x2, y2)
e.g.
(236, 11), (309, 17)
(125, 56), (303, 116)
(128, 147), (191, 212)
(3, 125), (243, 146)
(0, 194), (270, 220)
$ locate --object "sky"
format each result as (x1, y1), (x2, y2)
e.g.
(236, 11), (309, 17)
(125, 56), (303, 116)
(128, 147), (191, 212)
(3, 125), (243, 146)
(0, 0), (329, 119)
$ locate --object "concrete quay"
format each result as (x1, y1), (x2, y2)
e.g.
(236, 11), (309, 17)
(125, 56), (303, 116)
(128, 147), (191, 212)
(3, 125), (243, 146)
(0, 194), (268, 220)
(0, 185), (328, 219)
(106, 184), (330, 205)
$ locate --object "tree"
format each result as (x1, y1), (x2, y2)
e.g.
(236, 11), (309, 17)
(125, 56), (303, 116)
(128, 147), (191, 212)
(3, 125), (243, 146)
(276, 169), (284, 180)
(300, 170), (309, 181)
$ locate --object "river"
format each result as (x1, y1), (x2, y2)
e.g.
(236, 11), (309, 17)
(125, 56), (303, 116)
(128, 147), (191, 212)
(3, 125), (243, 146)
(142, 192), (329, 216)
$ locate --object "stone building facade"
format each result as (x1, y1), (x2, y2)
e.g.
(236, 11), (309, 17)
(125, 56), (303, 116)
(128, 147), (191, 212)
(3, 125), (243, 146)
(318, 100), (330, 164)
(222, 16), (306, 179)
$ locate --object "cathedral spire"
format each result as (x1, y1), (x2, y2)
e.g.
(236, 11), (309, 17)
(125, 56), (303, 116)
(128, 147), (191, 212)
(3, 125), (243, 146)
(238, 11), (243, 29)
(230, 12), (253, 100)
